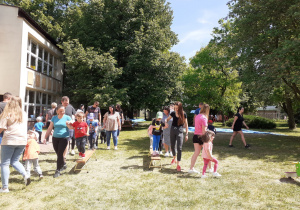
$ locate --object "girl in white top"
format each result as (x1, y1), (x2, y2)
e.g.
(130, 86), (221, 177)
(0, 96), (31, 192)
(103, 105), (121, 150)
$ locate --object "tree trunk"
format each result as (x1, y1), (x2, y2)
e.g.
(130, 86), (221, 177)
(220, 111), (226, 126)
(283, 98), (296, 129)
(127, 108), (134, 119)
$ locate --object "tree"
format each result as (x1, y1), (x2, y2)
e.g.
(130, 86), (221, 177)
(183, 42), (242, 125)
(213, 0), (300, 129)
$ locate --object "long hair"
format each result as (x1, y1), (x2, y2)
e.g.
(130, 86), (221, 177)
(202, 130), (215, 143)
(116, 104), (122, 112)
(200, 104), (210, 119)
(0, 96), (23, 123)
(175, 101), (184, 126)
(109, 105), (116, 114)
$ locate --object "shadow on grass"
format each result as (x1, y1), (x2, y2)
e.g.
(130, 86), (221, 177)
(279, 178), (300, 187)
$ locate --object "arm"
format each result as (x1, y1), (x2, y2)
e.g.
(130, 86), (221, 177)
(44, 122), (54, 140)
(45, 114), (49, 122)
(121, 113), (124, 125)
(202, 125), (207, 135)
(243, 121), (249, 129)
(165, 115), (172, 123)
(231, 116), (238, 130)
(184, 117), (188, 142)
(103, 114), (107, 129)
(66, 121), (74, 129)
(0, 128), (4, 133)
(99, 112), (101, 125)
(117, 115), (121, 131)
(86, 125), (90, 136)
(204, 145), (213, 160)
(85, 111), (89, 120)
(193, 114), (196, 126)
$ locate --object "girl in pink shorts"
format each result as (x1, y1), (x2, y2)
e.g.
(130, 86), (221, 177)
(201, 130), (221, 178)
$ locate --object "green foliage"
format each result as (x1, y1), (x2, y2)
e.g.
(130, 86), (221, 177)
(186, 113), (194, 126)
(226, 115), (276, 129)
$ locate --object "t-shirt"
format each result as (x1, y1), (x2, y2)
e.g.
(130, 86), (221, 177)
(87, 105), (101, 120)
(202, 142), (213, 159)
(194, 114), (207, 135)
(72, 121), (88, 138)
(87, 120), (98, 133)
(208, 125), (216, 134)
(233, 113), (244, 131)
(104, 112), (120, 131)
(34, 122), (44, 132)
(0, 101), (7, 114)
(151, 119), (165, 135)
(194, 108), (201, 115)
(170, 112), (187, 127)
(0, 111), (28, 145)
(54, 104), (76, 118)
(51, 115), (71, 138)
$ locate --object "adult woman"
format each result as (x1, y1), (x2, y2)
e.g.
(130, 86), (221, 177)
(229, 107), (250, 148)
(189, 104), (210, 174)
(103, 105), (121, 150)
(44, 105), (72, 178)
(45, 102), (57, 144)
(0, 96), (30, 192)
(162, 106), (172, 157)
(166, 101), (188, 171)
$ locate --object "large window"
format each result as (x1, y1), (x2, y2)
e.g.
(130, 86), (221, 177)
(24, 89), (55, 120)
(27, 38), (58, 78)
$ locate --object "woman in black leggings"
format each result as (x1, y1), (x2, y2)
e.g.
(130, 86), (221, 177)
(166, 101), (188, 172)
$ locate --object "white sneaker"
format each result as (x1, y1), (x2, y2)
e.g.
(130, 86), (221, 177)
(0, 188), (9, 193)
(201, 174), (207, 178)
(71, 150), (75, 155)
(159, 151), (163, 155)
(207, 168), (214, 173)
(150, 145), (153, 149)
(212, 172), (222, 177)
(164, 152), (169, 157)
(169, 151), (173, 156)
(188, 168), (200, 174)
(107, 146), (110, 150)
(114, 146), (118, 150)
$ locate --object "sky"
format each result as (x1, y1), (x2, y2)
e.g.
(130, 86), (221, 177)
(168, 0), (230, 62)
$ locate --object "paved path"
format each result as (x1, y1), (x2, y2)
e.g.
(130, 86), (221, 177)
(39, 130), (55, 153)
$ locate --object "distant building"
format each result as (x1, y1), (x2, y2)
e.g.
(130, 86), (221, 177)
(256, 106), (281, 119)
(0, 5), (63, 120)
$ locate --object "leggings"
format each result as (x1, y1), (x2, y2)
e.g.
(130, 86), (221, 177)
(170, 126), (184, 161)
(202, 158), (218, 175)
(52, 137), (68, 171)
(37, 131), (42, 142)
(152, 135), (161, 151)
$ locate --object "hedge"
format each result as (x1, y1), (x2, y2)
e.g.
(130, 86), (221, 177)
(226, 115), (276, 129)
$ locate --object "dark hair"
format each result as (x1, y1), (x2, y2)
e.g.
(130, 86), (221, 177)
(163, 106), (170, 113)
(108, 105), (115, 114)
(237, 106), (243, 113)
(3, 92), (12, 100)
(199, 102), (204, 105)
(175, 101), (184, 126)
(116, 104), (122, 112)
(56, 104), (65, 114)
(202, 130), (215, 143)
(80, 104), (84, 108)
(61, 96), (69, 102)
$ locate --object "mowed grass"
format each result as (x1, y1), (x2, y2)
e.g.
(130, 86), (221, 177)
(0, 122), (299, 209)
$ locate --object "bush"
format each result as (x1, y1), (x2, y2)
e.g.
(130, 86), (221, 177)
(226, 115), (276, 129)
(187, 113), (194, 126)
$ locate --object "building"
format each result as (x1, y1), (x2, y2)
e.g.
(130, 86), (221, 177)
(0, 4), (63, 120)
(256, 106), (281, 119)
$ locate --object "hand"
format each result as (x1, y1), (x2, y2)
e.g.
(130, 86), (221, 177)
(185, 135), (188, 142)
(246, 126), (249, 129)
(87, 133), (90, 136)
(231, 126), (234, 130)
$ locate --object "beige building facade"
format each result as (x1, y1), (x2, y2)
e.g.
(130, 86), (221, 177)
(0, 5), (63, 120)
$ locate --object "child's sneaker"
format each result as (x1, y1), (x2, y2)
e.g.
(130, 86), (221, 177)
(81, 153), (86, 158)
(201, 174), (207, 178)
(0, 188), (9, 193)
(207, 168), (214, 173)
(245, 144), (250, 149)
(169, 151), (173, 156)
(107, 146), (110, 150)
(79, 152), (82, 157)
(188, 168), (200, 174)
(39, 174), (43, 179)
(24, 175), (31, 186)
(114, 146), (118, 150)
(159, 151), (163, 155)
(171, 159), (176, 165)
(212, 172), (222, 177)
(71, 150), (75, 155)
(164, 152), (169, 157)
(176, 165), (181, 172)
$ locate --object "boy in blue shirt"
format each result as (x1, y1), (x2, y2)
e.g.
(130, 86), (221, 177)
(33, 116), (44, 143)
(87, 114), (98, 149)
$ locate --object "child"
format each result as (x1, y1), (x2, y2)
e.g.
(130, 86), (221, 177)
(208, 120), (217, 134)
(151, 111), (167, 156)
(201, 130), (221, 178)
(67, 112), (89, 158)
(33, 116), (44, 144)
(99, 126), (106, 144)
(87, 113), (98, 150)
(147, 125), (153, 149)
(23, 130), (43, 179)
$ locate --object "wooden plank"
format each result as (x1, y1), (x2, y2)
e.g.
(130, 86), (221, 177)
(76, 150), (95, 163)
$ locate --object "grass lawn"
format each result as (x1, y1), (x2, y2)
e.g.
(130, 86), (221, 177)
(0, 122), (299, 209)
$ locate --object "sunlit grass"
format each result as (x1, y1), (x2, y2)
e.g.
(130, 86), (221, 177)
(0, 123), (299, 209)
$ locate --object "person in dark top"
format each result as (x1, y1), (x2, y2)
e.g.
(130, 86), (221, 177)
(229, 107), (250, 148)
(166, 101), (189, 172)
(0, 92), (12, 144)
(85, 101), (101, 125)
(150, 111), (167, 156)
(207, 120), (216, 134)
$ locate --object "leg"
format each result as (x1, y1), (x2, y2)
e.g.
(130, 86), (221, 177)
(176, 131), (184, 162)
(152, 135), (158, 151)
(57, 138), (68, 171)
(170, 127), (176, 158)
(106, 131), (111, 147)
(32, 159), (43, 175)
(229, 131), (238, 145)
(71, 136), (75, 150)
(238, 131), (247, 146)
(112, 130), (118, 147)
(81, 137), (87, 154)
(1, 146), (19, 189)
(164, 143), (169, 153)
(10, 145), (27, 177)
(76, 138), (81, 153)
(190, 143), (202, 170)
(211, 158), (219, 172)
(89, 133), (94, 149)
(24, 160), (32, 177)
(202, 158), (210, 175)
(38, 131), (42, 143)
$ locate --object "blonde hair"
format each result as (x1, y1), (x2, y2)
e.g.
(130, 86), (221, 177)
(51, 102), (57, 109)
(76, 112), (85, 118)
(0, 96), (23, 123)
(36, 116), (43, 122)
(200, 104), (210, 119)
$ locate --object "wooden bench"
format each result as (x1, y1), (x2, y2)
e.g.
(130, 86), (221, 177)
(122, 120), (135, 129)
(149, 148), (162, 170)
(74, 150), (96, 172)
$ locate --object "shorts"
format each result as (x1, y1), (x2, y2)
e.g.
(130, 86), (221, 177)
(193, 134), (203, 145)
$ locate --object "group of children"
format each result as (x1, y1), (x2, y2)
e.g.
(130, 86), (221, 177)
(148, 111), (220, 178)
